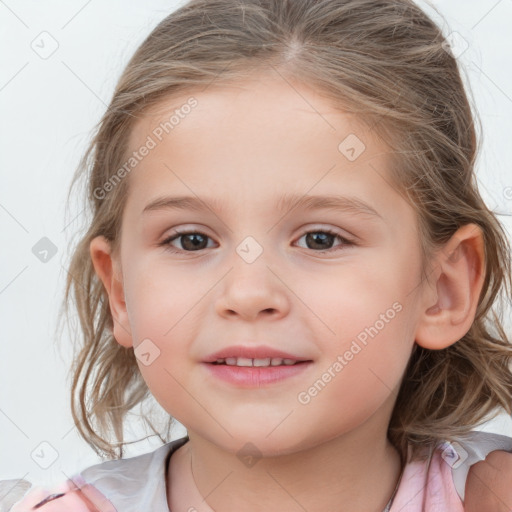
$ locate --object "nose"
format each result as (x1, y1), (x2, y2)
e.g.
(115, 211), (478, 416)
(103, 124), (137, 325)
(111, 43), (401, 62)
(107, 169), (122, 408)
(214, 252), (290, 322)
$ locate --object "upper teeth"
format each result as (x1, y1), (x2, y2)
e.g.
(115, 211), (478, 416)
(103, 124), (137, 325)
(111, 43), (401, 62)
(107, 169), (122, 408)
(215, 357), (298, 367)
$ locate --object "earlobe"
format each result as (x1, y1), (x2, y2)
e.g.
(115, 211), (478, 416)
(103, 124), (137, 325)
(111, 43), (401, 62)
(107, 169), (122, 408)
(415, 223), (485, 350)
(89, 235), (133, 348)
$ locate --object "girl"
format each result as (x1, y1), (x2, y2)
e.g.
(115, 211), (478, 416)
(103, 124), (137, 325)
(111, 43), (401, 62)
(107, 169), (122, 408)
(6, 0), (512, 510)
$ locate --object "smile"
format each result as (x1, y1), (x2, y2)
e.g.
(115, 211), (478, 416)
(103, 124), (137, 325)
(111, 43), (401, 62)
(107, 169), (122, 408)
(211, 357), (302, 367)
(203, 360), (312, 386)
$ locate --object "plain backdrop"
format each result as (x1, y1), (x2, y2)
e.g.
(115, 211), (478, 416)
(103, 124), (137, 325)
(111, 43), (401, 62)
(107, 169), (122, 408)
(1, 0), (511, 488)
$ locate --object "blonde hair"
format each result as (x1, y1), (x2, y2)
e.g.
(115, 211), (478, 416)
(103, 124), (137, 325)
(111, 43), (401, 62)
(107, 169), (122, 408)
(61, 0), (512, 462)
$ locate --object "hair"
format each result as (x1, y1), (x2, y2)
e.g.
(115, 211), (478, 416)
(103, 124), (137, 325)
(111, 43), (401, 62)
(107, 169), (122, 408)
(59, 0), (512, 464)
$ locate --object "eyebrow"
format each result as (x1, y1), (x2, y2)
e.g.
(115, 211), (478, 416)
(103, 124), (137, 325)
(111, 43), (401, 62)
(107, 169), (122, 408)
(142, 193), (383, 220)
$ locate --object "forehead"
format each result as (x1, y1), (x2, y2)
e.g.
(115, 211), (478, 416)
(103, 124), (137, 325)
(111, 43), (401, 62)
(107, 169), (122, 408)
(121, 72), (406, 222)
(127, 72), (377, 161)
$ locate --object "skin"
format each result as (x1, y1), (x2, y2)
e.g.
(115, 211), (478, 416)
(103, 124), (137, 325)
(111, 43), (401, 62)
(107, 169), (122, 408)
(465, 451), (512, 512)
(90, 69), (487, 512)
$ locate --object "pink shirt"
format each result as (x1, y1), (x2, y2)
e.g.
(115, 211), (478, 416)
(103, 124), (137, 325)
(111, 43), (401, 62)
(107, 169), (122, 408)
(391, 444), (465, 511)
(6, 431), (512, 511)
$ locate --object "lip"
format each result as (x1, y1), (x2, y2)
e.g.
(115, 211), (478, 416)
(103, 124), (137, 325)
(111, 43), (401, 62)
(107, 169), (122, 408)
(202, 344), (313, 387)
(203, 360), (313, 387)
(203, 344), (311, 363)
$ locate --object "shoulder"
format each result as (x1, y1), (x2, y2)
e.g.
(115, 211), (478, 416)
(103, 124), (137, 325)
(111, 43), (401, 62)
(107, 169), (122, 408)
(439, 430), (512, 501)
(6, 478), (118, 512)
(390, 430), (512, 512)
(79, 435), (189, 509)
(0, 479), (32, 511)
(3, 436), (189, 512)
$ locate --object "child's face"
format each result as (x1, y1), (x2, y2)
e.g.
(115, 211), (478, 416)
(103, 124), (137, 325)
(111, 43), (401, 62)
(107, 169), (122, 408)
(107, 72), (430, 455)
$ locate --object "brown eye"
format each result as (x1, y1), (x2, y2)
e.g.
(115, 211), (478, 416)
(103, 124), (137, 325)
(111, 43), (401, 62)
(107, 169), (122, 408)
(295, 229), (353, 252)
(160, 230), (214, 252)
(159, 227), (354, 254)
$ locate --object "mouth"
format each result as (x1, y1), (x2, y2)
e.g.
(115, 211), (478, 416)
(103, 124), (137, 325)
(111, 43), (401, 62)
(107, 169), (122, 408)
(203, 345), (312, 366)
(202, 347), (313, 386)
(209, 357), (310, 367)
(202, 345), (313, 386)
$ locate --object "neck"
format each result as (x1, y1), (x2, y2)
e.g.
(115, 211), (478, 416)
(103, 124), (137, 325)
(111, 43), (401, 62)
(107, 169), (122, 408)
(168, 412), (403, 512)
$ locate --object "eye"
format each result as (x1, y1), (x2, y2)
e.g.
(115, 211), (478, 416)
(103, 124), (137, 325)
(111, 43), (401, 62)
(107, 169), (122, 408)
(295, 228), (354, 253)
(159, 229), (216, 252)
(159, 227), (354, 254)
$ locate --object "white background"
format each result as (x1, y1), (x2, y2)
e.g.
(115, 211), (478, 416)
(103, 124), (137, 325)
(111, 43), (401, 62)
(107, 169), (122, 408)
(1, 0), (511, 489)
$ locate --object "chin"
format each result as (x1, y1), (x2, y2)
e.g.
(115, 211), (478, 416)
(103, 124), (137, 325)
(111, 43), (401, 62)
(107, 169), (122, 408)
(219, 427), (308, 459)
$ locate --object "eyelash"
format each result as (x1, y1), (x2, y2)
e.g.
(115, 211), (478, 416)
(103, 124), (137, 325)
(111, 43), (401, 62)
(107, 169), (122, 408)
(158, 227), (355, 255)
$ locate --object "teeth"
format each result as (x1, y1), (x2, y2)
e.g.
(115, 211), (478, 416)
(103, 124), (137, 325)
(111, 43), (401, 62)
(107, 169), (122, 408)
(253, 358), (271, 367)
(234, 357), (252, 367)
(216, 357), (299, 367)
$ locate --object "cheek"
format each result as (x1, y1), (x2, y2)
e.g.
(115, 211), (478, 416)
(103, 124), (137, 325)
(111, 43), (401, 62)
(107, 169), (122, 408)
(124, 257), (200, 335)
(307, 253), (418, 379)
(124, 261), (207, 405)
(313, 258), (414, 337)
(295, 305), (415, 441)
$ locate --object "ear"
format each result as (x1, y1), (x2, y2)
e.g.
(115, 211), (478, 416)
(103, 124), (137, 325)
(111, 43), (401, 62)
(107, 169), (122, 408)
(415, 223), (485, 350)
(89, 235), (133, 348)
